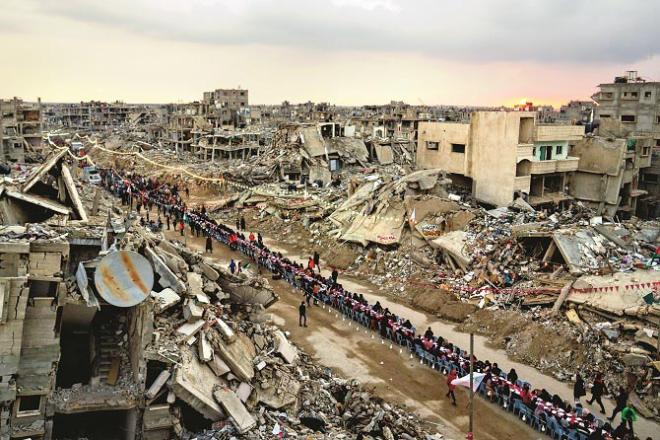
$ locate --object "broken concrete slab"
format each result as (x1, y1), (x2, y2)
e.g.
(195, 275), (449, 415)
(235, 382), (253, 403)
(200, 261), (219, 281)
(213, 385), (256, 434)
(187, 272), (204, 297)
(171, 348), (225, 421)
(214, 317), (236, 343)
(151, 288), (181, 313)
(273, 330), (298, 364)
(146, 370), (171, 400)
(183, 299), (204, 322)
(198, 331), (213, 362)
(208, 356), (231, 377)
(176, 319), (205, 338)
(256, 372), (300, 409)
(207, 331), (255, 382)
(145, 247), (186, 293)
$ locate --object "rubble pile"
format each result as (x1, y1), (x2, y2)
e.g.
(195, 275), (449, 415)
(83, 132), (660, 425)
(128, 231), (444, 439)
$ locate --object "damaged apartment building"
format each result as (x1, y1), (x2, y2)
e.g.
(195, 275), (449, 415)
(1, 98), (43, 163)
(43, 101), (132, 132)
(416, 111), (585, 209)
(593, 71), (660, 217)
(417, 108), (654, 217)
(166, 88), (250, 155)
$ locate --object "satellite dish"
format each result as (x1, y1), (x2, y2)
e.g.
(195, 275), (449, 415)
(94, 251), (154, 307)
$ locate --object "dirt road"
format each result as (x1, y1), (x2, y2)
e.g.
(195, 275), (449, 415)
(165, 228), (540, 440)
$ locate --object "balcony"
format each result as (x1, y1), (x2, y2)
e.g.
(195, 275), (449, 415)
(556, 157), (580, 172)
(514, 175), (531, 193)
(529, 157), (579, 174)
(516, 144), (534, 161)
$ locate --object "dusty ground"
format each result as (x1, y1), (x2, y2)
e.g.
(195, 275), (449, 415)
(163, 227), (539, 440)
(457, 310), (588, 377)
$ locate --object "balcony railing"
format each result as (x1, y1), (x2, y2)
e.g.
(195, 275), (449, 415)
(530, 156), (579, 174)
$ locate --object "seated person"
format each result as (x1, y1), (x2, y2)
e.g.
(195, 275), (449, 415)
(424, 326), (434, 339)
(507, 368), (518, 384)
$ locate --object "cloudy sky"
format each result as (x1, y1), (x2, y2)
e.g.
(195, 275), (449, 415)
(1, 0), (658, 106)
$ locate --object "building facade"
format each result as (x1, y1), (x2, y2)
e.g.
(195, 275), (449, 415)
(1, 98), (43, 163)
(417, 111), (584, 208)
(593, 71), (660, 217)
(202, 88), (249, 127)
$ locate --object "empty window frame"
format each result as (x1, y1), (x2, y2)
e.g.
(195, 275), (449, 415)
(426, 141), (439, 150)
(451, 143), (466, 153)
(621, 115), (636, 123)
(16, 395), (42, 416)
(555, 145), (563, 155)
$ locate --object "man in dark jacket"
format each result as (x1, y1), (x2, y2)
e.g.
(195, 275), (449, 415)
(587, 373), (607, 413)
(313, 251), (321, 273)
(608, 387), (629, 421)
(573, 373), (586, 404)
(299, 301), (307, 327)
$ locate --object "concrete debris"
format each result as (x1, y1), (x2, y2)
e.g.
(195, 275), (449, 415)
(151, 287), (182, 313)
(212, 386), (256, 433)
(273, 330), (298, 364)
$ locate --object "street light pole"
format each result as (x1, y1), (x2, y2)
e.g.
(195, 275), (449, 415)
(469, 332), (474, 438)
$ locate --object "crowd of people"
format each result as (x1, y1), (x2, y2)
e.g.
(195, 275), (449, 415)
(100, 169), (647, 440)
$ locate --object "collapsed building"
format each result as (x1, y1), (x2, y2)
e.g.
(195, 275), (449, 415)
(1, 98), (43, 163)
(43, 101), (133, 132)
(1, 145), (448, 440)
(569, 136), (652, 217)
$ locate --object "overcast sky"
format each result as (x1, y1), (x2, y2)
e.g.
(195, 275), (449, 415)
(1, 0), (658, 106)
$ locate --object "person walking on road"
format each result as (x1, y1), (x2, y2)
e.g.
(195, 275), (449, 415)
(446, 368), (457, 405)
(240, 216), (246, 231)
(608, 387), (629, 421)
(573, 373), (586, 404)
(587, 373), (607, 413)
(299, 301), (307, 327)
(205, 235), (213, 254)
(620, 403), (637, 434)
(313, 251), (321, 273)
